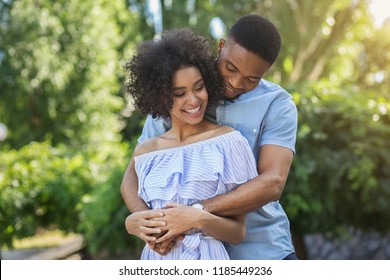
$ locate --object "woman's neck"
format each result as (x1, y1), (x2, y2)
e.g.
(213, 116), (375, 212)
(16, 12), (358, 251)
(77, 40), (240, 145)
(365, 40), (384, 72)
(166, 119), (218, 144)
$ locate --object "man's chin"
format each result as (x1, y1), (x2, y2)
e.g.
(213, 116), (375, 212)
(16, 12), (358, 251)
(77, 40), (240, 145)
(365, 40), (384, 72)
(223, 96), (238, 102)
(223, 92), (243, 102)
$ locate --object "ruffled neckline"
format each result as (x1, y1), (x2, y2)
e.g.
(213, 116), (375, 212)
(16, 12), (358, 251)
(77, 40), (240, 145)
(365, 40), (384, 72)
(135, 130), (240, 160)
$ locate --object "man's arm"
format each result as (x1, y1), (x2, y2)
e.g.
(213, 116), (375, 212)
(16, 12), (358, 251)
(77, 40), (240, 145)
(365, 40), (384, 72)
(120, 156), (166, 241)
(121, 115), (175, 249)
(155, 144), (293, 236)
(203, 144), (293, 216)
(121, 115), (172, 237)
(204, 93), (297, 216)
(120, 156), (148, 212)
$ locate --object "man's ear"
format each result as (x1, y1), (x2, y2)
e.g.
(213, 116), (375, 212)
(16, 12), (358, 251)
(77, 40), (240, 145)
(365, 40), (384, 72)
(218, 38), (226, 54)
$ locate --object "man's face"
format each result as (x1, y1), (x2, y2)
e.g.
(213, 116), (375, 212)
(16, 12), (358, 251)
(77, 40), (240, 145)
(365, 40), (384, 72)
(217, 38), (271, 100)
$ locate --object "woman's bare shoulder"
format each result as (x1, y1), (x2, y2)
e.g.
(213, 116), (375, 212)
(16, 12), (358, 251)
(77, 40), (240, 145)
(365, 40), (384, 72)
(133, 137), (159, 157)
(213, 125), (236, 136)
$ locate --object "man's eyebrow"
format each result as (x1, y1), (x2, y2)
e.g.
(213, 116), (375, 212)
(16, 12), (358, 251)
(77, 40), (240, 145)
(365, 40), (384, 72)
(228, 61), (261, 80)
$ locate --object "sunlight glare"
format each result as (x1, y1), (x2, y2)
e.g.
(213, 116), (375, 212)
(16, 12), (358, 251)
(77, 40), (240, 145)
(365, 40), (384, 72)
(369, 0), (390, 27)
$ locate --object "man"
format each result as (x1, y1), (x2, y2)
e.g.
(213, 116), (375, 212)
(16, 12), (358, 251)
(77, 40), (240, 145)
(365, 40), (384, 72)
(121, 14), (298, 260)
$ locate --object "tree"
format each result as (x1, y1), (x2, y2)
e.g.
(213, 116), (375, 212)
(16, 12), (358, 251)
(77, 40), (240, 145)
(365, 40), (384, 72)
(284, 83), (390, 233)
(354, 21), (390, 98)
(3, 0), (389, 259)
(0, 0), (139, 150)
(251, 0), (371, 86)
(0, 0), (141, 250)
(269, 0), (390, 258)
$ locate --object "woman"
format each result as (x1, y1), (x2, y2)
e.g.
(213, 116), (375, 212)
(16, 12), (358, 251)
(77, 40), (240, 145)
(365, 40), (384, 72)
(124, 28), (258, 260)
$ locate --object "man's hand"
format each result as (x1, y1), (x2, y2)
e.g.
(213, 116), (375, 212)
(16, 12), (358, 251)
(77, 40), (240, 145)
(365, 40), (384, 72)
(125, 210), (166, 242)
(147, 231), (182, 255)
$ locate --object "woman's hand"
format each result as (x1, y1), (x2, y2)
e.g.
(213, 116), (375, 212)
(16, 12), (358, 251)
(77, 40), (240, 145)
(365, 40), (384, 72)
(156, 202), (202, 243)
(125, 210), (166, 242)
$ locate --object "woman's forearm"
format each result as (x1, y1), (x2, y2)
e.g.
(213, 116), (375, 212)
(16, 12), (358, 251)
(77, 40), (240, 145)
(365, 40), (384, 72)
(195, 211), (245, 244)
(156, 204), (245, 244)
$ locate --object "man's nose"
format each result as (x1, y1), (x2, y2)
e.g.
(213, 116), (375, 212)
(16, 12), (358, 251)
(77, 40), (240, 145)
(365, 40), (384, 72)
(228, 74), (244, 90)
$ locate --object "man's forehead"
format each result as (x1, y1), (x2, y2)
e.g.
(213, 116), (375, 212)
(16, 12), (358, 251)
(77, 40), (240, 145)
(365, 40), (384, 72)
(223, 40), (269, 77)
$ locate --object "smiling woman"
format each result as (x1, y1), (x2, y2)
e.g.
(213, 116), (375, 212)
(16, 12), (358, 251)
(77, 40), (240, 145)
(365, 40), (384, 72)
(124, 28), (224, 119)
(170, 67), (208, 126)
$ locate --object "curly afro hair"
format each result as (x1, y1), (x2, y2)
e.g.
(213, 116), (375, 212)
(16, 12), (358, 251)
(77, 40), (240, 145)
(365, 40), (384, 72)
(124, 28), (224, 119)
(228, 14), (281, 65)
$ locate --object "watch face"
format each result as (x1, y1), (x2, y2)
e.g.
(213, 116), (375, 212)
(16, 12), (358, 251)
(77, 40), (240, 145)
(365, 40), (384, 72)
(192, 203), (203, 210)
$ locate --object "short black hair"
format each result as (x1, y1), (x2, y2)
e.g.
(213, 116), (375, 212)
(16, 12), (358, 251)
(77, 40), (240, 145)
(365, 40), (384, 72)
(228, 14), (281, 65)
(124, 28), (224, 119)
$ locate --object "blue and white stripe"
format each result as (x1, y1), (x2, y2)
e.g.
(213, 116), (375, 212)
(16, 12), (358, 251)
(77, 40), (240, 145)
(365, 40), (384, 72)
(134, 131), (258, 260)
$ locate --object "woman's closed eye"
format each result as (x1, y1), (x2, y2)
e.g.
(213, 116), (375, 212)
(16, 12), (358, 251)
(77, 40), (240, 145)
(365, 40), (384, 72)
(173, 92), (185, 97)
(194, 84), (205, 92)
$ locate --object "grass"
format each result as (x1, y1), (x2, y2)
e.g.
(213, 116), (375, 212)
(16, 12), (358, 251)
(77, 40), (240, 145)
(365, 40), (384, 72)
(10, 230), (80, 250)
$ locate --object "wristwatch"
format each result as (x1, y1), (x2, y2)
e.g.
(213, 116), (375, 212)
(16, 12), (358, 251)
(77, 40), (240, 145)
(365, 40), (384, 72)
(190, 201), (205, 210)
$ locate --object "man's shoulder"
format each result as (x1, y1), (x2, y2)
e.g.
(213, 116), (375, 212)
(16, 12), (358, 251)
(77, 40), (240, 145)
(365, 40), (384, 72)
(138, 115), (171, 144)
(239, 79), (292, 104)
(259, 79), (289, 94)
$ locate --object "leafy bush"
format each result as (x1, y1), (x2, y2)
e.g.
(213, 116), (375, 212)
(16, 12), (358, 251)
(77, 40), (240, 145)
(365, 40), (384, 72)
(78, 144), (144, 258)
(284, 84), (390, 236)
(0, 140), (129, 249)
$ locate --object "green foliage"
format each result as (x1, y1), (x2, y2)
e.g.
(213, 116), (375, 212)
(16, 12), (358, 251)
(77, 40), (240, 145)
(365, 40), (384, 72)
(0, 141), (111, 247)
(129, 0), (261, 49)
(284, 84), (390, 235)
(0, 0), (144, 254)
(354, 22), (390, 97)
(78, 140), (143, 258)
(255, 0), (371, 85)
(0, 0), (139, 149)
(120, 109), (145, 142)
(1, 0), (390, 258)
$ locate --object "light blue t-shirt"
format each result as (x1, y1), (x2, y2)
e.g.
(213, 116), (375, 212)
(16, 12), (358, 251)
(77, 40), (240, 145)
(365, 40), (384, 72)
(137, 79), (298, 259)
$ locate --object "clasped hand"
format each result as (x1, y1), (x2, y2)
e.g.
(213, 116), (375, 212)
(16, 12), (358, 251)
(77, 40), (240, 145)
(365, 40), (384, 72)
(125, 202), (200, 255)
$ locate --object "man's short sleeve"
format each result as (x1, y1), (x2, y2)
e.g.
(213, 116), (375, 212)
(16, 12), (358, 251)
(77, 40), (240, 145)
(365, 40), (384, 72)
(260, 97), (298, 154)
(137, 115), (171, 144)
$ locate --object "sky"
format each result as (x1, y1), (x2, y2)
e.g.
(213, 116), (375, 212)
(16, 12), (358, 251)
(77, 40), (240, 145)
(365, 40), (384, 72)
(369, 0), (390, 27)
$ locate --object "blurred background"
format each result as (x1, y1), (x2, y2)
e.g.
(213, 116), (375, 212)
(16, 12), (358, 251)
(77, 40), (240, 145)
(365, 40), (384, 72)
(1, 0), (389, 260)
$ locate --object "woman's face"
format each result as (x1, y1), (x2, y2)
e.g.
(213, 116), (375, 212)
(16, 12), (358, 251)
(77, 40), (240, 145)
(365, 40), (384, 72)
(170, 66), (208, 126)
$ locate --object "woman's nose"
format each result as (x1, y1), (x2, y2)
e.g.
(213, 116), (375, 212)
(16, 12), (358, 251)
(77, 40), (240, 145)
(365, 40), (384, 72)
(187, 92), (199, 105)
